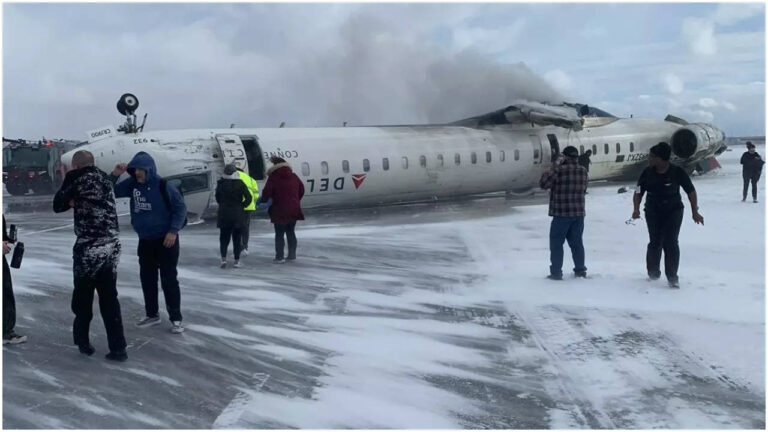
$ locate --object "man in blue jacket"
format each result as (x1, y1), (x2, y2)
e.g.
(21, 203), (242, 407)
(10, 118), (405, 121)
(110, 152), (187, 334)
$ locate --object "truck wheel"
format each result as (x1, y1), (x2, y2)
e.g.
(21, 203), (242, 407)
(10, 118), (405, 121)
(6, 183), (27, 196)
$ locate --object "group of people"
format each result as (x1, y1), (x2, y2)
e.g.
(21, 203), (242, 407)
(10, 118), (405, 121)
(215, 156), (305, 267)
(540, 142), (707, 288)
(3, 151), (305, 359)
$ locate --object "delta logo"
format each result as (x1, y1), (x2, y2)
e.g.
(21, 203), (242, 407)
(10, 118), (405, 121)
(352, 174), (367, 189)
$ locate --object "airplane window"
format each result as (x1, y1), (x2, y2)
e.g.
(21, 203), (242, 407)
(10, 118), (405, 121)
(363, 159), (370, 172)
(630, 142), (635, 152)
(604, 144), (609, 154)
(616, 143), (621, 153)
(592, 144), (598, 155)
(402, 157), (409, 169)
(500, 151), (505, 162)
(486, 151), (492, 163)
(301, 162), (310, 177)
(455, 153), (461, 165)
(420, 155), (427, 167)
(514, 149), (520, 161)
(580, 145), (585, 154)
(165, 172), (209, 195)
(342, 160), (349, 173)
(437, 154), (444, 167)
(321, 161), (329, 176)
(533, 148), (540, 159)
(471, 152), (477, 164)
(383, 158), (390, 171)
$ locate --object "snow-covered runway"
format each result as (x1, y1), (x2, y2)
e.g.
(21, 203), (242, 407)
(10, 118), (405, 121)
(3, 148), (764, 428)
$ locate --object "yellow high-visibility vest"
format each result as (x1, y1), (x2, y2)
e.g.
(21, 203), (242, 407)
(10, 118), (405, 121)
(237, 171), (260, 211)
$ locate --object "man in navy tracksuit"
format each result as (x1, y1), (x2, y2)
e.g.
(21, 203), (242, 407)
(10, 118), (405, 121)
(109, 152), (187, 334)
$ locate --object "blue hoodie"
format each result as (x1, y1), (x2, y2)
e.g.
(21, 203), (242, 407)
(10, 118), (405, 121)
(109, 152), (186, 239)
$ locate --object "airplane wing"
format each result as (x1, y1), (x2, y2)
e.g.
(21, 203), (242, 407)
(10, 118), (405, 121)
(452, 101), (586, 131)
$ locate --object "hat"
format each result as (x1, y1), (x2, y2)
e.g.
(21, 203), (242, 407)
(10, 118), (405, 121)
(746, 141), (755, 149)
(562, 146), (579, 158)
(223, 164), (237, 175)
(649, 142), (671, 161)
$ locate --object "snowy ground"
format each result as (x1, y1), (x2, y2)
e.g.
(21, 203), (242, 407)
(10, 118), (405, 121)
(2, 147), (765, 428)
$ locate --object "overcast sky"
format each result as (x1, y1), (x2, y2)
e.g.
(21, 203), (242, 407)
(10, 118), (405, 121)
(3, 2), (765, 139)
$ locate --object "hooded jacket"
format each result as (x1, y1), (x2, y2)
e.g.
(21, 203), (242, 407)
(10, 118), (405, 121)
(109, 152), (186, 239)
(258, 163), (305, 224)
(216, 172), (252, 229)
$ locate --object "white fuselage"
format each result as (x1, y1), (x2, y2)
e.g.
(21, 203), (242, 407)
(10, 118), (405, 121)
(62, 117), (724, 219)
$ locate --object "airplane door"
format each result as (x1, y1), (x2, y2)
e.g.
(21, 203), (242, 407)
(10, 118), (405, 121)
(215, 134), (248, 174)
(530, 134), (543, 165)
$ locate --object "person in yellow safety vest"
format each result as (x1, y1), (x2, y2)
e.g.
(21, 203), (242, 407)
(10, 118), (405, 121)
(236, 168), (260, 256)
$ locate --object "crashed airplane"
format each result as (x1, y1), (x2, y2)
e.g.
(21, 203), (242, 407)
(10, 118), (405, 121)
(62, 94), (726, 220)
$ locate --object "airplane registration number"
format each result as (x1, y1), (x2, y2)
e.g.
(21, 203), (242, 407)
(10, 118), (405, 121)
(626, 153), (647, 162)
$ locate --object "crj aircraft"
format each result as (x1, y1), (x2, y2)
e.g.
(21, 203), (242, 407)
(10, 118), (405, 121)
(62, 94), (726, 220)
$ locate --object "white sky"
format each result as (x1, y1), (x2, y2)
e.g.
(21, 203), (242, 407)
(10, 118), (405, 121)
(2, 2), (765, 139)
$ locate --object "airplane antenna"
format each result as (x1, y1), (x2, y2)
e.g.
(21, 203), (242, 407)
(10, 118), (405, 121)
(230, 123), (235, 129)
(279, 122), (285, 128)
(138, 113), (148, 132)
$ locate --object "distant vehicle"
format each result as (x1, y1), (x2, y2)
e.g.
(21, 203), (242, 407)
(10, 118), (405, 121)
(62, 93), (727, 220)
(3, 138), (82, 195)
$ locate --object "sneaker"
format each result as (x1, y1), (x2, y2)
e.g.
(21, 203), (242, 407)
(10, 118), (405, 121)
(3, 333), (27, 345)
(575, 272), (587, 278)
(668, 278), (680, 289)
(170, 321), (185, 334)
(546, 274), (563, 281)
(241, 248), (249, 257)
(273, 258), (286, 264)
(233, 260), (242, 268)
(136, 316), (161, 327)
(105, 350), (128, 362)
(220, 259), (227, 269)
(754, 199), (759, 203)
(78, 343), (95, 356)
(743, 197), (747, 202)
(286, 255), (296, 262)
(648, 271), (661, 281)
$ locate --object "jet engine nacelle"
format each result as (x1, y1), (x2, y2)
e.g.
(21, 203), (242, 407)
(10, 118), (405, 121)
(671, 123), (724, 160)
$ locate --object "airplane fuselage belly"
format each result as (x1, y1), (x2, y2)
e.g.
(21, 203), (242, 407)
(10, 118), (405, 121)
(63, 115), (719, 219)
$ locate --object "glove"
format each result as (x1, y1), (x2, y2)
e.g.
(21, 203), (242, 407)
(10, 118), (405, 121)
(256, 198), (273, 210)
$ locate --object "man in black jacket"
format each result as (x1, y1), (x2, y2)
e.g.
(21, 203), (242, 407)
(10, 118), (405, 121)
(3, 215), (26, 345)
(53, 150), (127, 361)
(740, 142), (764, 203)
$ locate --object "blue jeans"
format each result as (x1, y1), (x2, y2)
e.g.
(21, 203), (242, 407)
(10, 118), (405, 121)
(549, 216), (586, 277)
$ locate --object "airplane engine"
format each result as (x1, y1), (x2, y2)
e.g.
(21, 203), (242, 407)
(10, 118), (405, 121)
(670, 124), (723, 160)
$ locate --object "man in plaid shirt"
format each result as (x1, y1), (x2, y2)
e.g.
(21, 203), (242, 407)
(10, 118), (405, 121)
(539, 146), (589, 280)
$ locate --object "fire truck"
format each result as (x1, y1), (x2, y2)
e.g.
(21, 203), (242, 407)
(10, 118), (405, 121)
(3, 138), (82, 195)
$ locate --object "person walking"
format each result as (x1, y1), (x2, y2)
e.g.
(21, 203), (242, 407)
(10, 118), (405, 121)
(216, 164), (252, 268)
(740, 141), (764, 203)
(109, 151), (187, 334)
(258, 157), (305, 263)
(53, 150), (127, 360)
(632, 142), (704, 288)
(3, 215), (26, 345)
(539, 146), (589, 280)
(236, 168), (259, 256)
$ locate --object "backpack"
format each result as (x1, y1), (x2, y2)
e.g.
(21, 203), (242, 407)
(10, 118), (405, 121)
(159, 178), (188, 229)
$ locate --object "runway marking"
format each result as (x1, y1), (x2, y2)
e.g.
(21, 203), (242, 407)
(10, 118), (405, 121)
(21, 213), (130, 236)
(213, 373), (270, 428)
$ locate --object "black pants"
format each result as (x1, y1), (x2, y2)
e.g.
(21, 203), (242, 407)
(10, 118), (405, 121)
(274, 223), (297, 260)
(138, 237), (182, 322)
(645, 208), (684, 281)
(220, 226), (243, 260)
(72, 263), (126, 352)
(743, 171), (761, 200)
(241, 213), (252, 250)
(3, 256), (16, 337)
